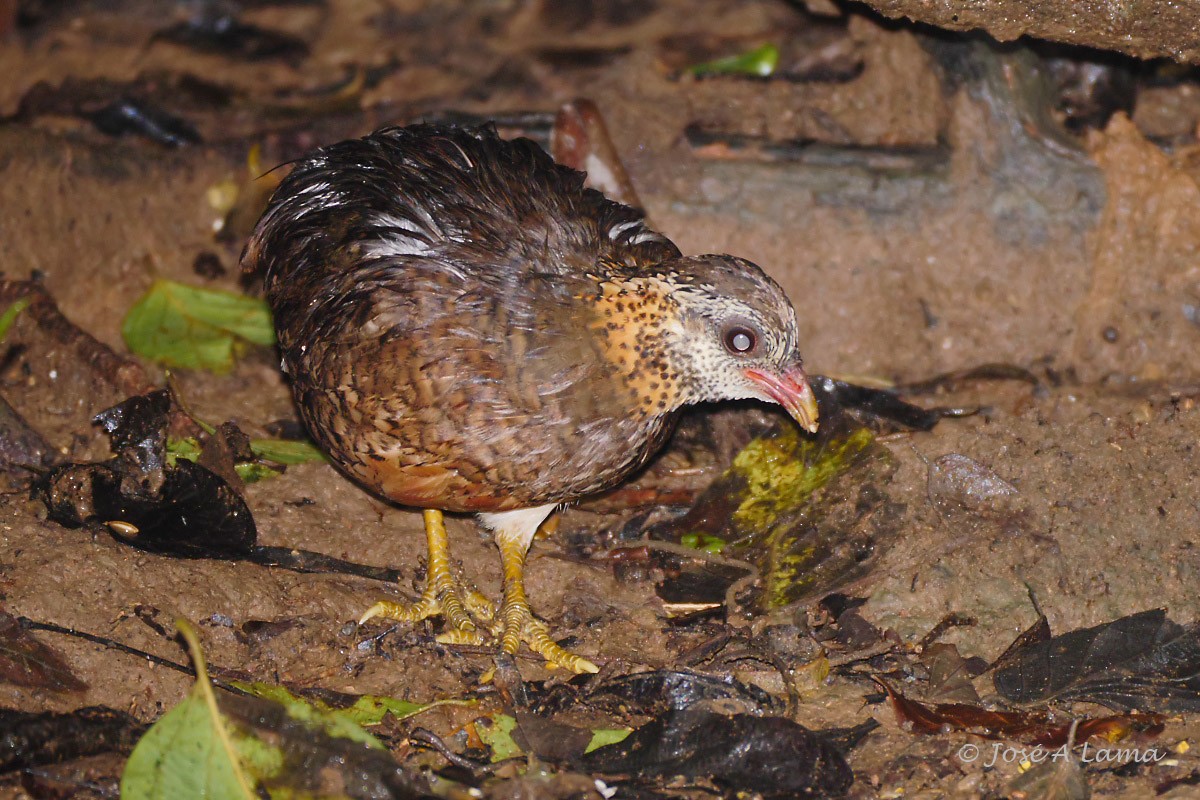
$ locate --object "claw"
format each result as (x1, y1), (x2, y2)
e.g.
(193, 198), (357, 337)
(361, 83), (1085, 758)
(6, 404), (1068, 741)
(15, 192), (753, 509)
(358, 510), (485, 645)
(493, 516), (600, 674)
(361, 507), (599, 674)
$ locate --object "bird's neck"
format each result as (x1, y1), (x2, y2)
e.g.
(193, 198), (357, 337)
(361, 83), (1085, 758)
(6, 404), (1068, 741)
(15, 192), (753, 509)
(584, 273), (697, 418)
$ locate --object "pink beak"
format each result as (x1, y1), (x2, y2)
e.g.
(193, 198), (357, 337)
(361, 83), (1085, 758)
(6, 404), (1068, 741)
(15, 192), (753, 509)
(744, 365), (820, 433)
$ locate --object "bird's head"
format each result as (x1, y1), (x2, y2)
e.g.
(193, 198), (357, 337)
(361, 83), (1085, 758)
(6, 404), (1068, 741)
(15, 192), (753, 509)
(590, 255), (819, 433)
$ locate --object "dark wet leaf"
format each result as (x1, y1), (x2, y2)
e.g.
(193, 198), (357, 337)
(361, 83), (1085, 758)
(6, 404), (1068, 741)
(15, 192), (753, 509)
(510, 712), (596, 763)
(94, 389), (171, 494)
(121, 280), (275, 373)
(586, 670), (781, 715)
(1156, 771), (1200, 795)
(813, 376), (948, 431)
(0, 706), (144, 773)
(199, 422), (255, 488)
(89, 99), (201, 146)
(37, 391), (256, 557)
(39, 392), (403, 581)
(993, 609), (1200, 712)
(154, 15), (310, 62)
(0, 392), (57, 476)
(879, 679), (1165, 747)
(655, 407), (898, 611)
(0, 613), (87, 693)
(690, 43), (780, 77)
(40, 459), (256, 557)
(583, 708), (853, 798)
(813, 593), (887, 650)
(993, 612), (1052, 670)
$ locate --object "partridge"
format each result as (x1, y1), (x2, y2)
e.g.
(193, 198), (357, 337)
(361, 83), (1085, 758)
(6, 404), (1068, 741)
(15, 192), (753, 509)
(242, 123), (818, 673)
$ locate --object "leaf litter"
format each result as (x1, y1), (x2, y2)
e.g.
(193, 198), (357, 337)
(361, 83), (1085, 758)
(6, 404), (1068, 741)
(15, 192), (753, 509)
(0, 612), (87, 693)
(648, 377), (947, 615)
(23, 247), (1200, 799)
(872, 607), (1200, 778)
(33, 389), (391, 577)
(121, 618), (466, 800)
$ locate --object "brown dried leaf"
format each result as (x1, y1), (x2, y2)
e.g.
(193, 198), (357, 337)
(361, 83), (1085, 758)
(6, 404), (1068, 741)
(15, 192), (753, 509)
(878, 679), (1163, 747)
(0, 614), (87, 693)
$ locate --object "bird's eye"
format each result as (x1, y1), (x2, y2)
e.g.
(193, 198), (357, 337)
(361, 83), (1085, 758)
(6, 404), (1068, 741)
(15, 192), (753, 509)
(723, 326), (757, 355)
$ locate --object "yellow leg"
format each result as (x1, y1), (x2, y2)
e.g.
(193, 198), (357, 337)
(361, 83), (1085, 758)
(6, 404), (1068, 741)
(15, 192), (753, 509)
(485, 507), (600, 674)
(360, 509), (486, 646)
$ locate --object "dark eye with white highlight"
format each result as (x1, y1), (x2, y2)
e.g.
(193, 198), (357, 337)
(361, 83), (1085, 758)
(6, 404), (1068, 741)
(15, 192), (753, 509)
(723, 325), (758, 355)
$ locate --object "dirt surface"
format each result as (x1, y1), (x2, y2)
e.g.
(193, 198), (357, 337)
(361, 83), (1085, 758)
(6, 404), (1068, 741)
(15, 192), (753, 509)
(3, 0), (1200, 798)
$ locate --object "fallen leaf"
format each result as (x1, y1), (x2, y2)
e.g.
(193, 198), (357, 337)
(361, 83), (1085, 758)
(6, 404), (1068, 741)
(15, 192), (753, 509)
(0, 613), (87, 693)
(123, 620), (447, 799)
(248, 437), (327, 465)
(585, 728), (632, 754)
(993, 609), (1200, 712)
(690, 44), (780, 77)
(121, 280), (274, 373)
(121, 620), (268, 800)
(583, 708), (853, 798)
(230, 681), (471, 728)
(656, 415), (895, 611)
(0, 296), (30, 341)
(0, 705), (144, 773)
(474, 713), (522, 761)
(879, 679), (1164, 747)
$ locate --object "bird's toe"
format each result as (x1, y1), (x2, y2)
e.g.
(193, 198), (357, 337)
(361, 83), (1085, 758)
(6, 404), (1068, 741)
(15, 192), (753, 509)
(495, 596), (599, 674)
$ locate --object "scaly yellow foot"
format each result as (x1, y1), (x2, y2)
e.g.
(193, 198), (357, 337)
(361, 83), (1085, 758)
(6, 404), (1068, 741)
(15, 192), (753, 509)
(495, 523), (599, 675)
(360, 509), (486, 646)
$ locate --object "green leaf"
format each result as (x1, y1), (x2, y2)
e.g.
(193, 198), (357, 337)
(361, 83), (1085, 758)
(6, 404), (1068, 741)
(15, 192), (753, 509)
(122, 621), (397, 800)
(231, 680), (469, 729)
(476, 713), (522, 761)
(689, 43), (779, 78)
(0, 297), (31, 342)
(167, 434), (322, 484)
(249, 438), (328, 465)
(585, 728), (632, 754)
(168, 436), (283, 483)
(234, 462), (283, 484)
(165, 436), (202, 467)
(680, 532), (727, 555)
(122, 280), (275, 373)
(227, 682), (384, 749)
(121, 620), (259, 800)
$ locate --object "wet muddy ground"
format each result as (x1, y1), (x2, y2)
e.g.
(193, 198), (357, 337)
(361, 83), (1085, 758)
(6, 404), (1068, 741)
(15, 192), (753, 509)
(4, 0), (1200, 797)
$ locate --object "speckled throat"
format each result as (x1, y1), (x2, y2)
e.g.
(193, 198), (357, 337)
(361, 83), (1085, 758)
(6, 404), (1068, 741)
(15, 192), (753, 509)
(585, 272), (694, 417)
